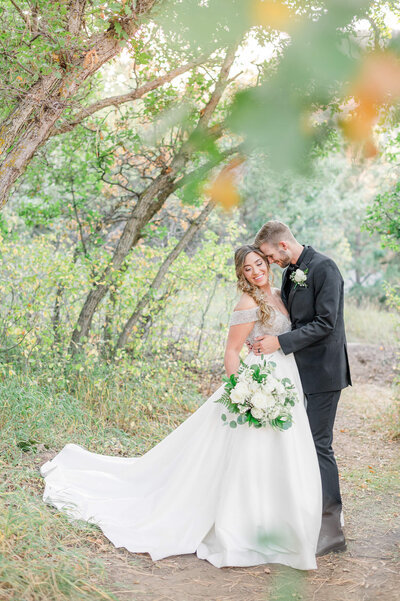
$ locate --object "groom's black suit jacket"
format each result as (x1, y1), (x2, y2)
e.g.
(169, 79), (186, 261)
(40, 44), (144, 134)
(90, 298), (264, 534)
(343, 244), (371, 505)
(278, 246), (352, 394)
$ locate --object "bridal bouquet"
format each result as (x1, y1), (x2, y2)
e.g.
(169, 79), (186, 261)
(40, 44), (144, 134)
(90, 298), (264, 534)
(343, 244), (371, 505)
(215, 358), (299, 431)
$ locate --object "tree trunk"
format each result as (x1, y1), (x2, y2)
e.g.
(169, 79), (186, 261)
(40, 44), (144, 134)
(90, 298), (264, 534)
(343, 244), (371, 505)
(68, 176), (177, 355)
(52, 282), (64, 350)
(0, 4), (157, 207)
(139, 284), (179, 344)
(114, 199), (215, 354)
(102, 289), (117, 358)
(196, 275), (219, 355)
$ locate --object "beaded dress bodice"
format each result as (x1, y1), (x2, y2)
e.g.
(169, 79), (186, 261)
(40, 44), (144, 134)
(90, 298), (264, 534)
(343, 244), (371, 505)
(229, 306), (291, 345)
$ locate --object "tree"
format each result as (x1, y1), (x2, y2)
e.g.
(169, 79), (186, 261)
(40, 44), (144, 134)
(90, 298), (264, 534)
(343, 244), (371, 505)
(68, 44), (240, 354)
(365, 182), (400, 251)
(2, 0), (400, 209)
(0, 1), (163, 207)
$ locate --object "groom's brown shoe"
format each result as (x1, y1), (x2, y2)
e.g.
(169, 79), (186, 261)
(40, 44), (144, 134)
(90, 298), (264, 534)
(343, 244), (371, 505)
(316, 533), (347, 556)
(316, 510), (347, 557)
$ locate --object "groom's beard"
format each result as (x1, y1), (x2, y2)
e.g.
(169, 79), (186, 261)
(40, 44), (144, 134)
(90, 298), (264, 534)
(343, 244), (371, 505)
(277, 251), (291, 268)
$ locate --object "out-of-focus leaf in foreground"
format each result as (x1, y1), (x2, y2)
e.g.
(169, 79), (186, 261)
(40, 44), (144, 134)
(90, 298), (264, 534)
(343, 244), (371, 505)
(206, 157), (245, 211)
(341, 50), (400, 157)
(229, 0), (372, 171)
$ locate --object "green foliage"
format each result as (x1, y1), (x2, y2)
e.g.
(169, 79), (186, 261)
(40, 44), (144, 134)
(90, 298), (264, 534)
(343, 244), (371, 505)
(240, 148), (399, 302)
(365, 182), (400, 251)
(363, 147), (400, 437)
(0, 0), (149, 116)
(227, 0), (370, 171)
(0, 200), (244, 370)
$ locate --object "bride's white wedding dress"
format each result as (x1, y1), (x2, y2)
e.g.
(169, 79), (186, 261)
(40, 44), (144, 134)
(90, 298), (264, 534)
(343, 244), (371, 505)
(40, 307), (322, 570)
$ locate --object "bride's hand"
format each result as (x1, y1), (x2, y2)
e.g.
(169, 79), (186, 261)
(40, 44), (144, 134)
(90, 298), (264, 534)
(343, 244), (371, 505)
(253, 335), (280, 355)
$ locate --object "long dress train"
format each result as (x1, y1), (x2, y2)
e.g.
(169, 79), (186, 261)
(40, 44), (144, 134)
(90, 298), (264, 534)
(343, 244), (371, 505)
(40, 307), (322, 570)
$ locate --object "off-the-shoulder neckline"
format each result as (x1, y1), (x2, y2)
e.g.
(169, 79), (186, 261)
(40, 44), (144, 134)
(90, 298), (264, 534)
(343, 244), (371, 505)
(232, 305), (258, 312)
(232, 305), (289, 319)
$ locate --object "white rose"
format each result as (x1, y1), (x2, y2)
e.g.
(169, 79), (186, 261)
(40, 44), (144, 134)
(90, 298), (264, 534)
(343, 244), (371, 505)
(230, 388), (242, 404)
(248, 380), (259, 395)
(294, 269), (307, 283)
(237, 380), (251, 396)
(251, 407), (265, 420)
(269, 406), (282, 419)
(251, 391), (268, 409)
(274, 382), (286, 397)
(264, 393), (276, 411)
(264, 392), (276, 409)
(230, 381), (250, 403)
(262, 378), (276, 395)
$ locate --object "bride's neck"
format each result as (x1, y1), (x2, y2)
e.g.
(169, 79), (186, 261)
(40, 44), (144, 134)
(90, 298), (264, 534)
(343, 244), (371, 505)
(257, 283), (272, 295)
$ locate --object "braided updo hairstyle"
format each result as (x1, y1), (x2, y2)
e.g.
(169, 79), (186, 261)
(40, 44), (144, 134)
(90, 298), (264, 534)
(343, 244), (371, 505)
(234, 245), (274, 326)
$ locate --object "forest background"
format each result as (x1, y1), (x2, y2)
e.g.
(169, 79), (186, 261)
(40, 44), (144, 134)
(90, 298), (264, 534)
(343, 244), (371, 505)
(0, 1), (399, 600)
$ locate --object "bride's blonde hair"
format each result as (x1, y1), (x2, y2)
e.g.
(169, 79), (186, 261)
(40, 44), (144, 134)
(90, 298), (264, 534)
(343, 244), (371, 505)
(234, 245), (274, 326)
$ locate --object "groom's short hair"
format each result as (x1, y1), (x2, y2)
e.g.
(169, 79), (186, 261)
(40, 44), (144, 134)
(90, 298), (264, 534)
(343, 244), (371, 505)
(254, 220), (295, 247)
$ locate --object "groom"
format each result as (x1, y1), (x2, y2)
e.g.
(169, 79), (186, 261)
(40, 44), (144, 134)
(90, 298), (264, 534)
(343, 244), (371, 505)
(252, 220), (351, 556)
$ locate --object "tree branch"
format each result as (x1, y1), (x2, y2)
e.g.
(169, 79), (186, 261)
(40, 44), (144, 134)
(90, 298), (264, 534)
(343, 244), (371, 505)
(135, 0), (158, 16)
(10, 0), (31, 29)
(52, 54), (210, 135)
(68, 0), (87, 36)
(70, 177), (89, 258)
(197, 44), (239, 129)
(366, 15), (381, 51)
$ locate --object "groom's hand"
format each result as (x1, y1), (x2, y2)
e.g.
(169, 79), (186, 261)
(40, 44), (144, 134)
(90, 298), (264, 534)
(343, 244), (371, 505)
(253, 335), (280, 354)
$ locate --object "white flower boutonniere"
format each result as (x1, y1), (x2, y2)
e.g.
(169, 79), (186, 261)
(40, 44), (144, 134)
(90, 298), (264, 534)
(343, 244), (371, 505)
(290, 268), (309, 289)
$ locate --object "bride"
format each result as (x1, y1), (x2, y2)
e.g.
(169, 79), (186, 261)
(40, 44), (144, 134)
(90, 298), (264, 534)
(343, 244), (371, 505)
(40, 245), (322, 571)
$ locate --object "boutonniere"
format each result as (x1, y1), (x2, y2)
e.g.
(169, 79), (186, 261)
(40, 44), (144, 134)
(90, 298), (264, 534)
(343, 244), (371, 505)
(290, 268), (309, 289)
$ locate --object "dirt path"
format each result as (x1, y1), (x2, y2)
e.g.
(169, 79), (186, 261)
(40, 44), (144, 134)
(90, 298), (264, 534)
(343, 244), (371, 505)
(36, 345), (400, 601)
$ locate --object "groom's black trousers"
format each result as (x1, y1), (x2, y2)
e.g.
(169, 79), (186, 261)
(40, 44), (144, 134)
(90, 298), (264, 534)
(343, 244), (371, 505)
(305, 390), (342, 515)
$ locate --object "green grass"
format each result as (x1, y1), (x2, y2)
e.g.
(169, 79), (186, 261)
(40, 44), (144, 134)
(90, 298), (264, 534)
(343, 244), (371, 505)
(0, 361), (205, 601)
(0, 487), (115, 601)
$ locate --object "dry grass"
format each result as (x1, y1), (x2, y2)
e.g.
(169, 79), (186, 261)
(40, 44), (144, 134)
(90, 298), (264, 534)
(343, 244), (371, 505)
(344, 301), (397, 345)
(0, 363), (203, 601)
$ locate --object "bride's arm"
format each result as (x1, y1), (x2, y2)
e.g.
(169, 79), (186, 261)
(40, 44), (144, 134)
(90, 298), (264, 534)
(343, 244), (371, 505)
(224, 321), (255, 377)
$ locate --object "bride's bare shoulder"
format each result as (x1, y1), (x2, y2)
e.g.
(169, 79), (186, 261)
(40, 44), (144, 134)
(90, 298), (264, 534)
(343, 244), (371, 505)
(272, 287), (282, 298)
(233, 293), (258, 312)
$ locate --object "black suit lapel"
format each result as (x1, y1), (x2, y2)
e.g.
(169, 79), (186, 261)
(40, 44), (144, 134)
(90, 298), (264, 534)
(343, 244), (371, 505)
(288, 246), (315, 313)
(287, 281), (296, 312)
(281, 267), (289, 308)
